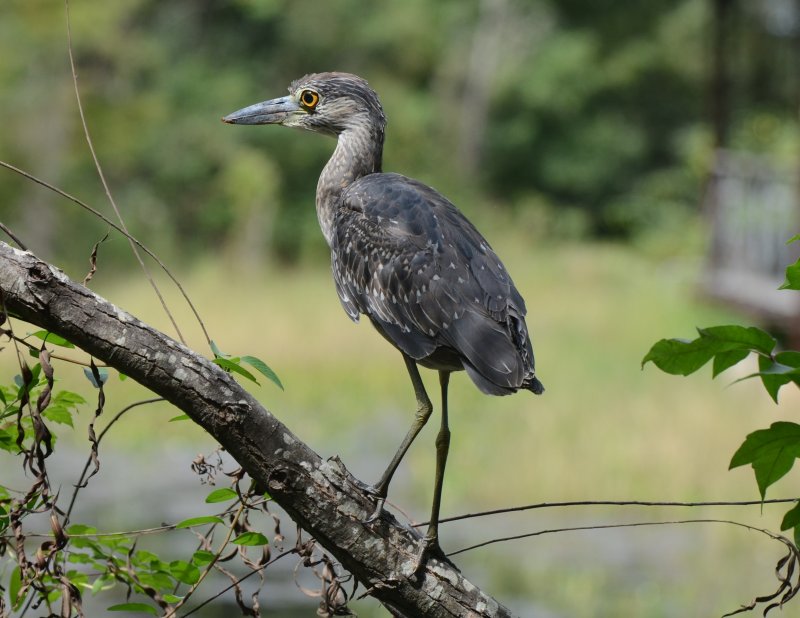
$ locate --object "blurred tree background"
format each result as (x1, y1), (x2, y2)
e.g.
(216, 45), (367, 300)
(2, 0), (797, 271)
(3, 1), (800, 616)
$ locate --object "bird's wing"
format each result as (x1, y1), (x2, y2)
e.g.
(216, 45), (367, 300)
(331, 173), (535, 391)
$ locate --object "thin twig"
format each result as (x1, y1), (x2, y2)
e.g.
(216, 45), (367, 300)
(422, 497), (800, 527)
(64, 398), (164, 522)
(178, 549), (297, 618)
(5, 499), (271, 540)
(11, 333), (108, 368)
(0, 159), (213, 348)
(447, 517), (795, 557)
(63, 0), (187, 345)
(0, 222), (27, 251)
(164, 502), (248, 617)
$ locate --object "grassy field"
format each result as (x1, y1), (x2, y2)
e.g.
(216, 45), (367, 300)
(3, 232), (798, 617)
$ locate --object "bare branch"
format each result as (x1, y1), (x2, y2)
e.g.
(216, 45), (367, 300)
(0, 241), (515, 618)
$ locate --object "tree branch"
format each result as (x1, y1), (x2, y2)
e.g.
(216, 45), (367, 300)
(0, 241), (515, 618)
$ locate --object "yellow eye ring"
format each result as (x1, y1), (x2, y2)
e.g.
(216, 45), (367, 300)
(300, 89), (319, 110)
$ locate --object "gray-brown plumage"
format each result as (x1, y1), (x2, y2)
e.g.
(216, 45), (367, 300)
(223, 72), (543, 563)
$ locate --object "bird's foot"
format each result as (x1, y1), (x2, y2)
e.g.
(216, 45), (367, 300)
(406, 534), (458, 578)
(352, 478), (387, 524)
(364, 496), (386, 524)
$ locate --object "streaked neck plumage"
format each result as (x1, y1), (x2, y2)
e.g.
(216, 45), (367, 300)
(316, 118), (385, 247)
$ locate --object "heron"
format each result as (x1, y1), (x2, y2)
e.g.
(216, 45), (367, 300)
(223, 72), (543, 564)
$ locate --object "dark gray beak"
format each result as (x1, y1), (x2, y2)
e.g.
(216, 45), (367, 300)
(222, 95), (299, 125)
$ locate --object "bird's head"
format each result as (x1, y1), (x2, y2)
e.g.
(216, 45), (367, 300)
(222, 72), (386, 138)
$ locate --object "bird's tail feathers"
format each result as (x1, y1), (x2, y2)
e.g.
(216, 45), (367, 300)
(526, 376), (545, 395)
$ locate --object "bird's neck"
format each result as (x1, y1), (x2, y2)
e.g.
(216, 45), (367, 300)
(316, 122), (384, 247)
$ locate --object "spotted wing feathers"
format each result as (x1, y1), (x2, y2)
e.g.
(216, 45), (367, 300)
(331, 173), (542, 395)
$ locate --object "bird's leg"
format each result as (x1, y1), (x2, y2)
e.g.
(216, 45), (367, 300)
(414, 370), (451, 569)
(365, 354), (432, 523)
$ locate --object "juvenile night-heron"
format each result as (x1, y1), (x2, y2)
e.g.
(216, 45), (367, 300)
(223, 72), (544, 563)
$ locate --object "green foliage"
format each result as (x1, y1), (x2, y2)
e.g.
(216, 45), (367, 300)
(175, 515), (224, 528)
(205, 487), (238, 503)
(107, 603), (158, 615)
(644, 238), (800, 545)
(211, 340), (283, 389)
(643, 325), (776, 376)
(231, 531), (268, 546)
(0, 332), (288, 616)
(729, 423), (800, 500)
(3, 0), (796, 264)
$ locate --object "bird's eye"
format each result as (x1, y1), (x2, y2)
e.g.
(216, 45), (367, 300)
(300, 90), (319, 110)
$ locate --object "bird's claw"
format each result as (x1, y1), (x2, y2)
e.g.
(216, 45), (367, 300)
(364, 497), (386, 524)
(407, 536), (458, 577)
(352, 478), (387, 523)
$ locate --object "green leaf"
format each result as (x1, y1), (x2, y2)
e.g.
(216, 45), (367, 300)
(0, 429), (18, 453)
(169, 414), (190, 422)
(779, 257), (800, 290)
(698, 325), (776, 356)
(642, 337), (715, 375)
(107, 603), (158, 615)
(136, 571), (174, 593)
(781, 502), (800, 531)
(67, 524), (97, 536)
(30, 330), (75, 348)
(175, 515), (224, 529)
(755, 354), (800, 403)
(91, 575), (114, 595)
(232, 531), (268, 546)
(643, 325), (776, 376)
(96, 534), (130, 549)
(132, 550), (160, 566)
(213, 357), (258, 384)
(67, 570), (89, 588)
(210, 340), (226, 358)
(730, 422), (800, 500)
(9, 565), (22, 609)
(191, 550), (216, 565)
(712, 349), (750, 377)
(169, 560), (201, 585)
(43, 406), (74, 427)
(241, 355), (284, 390)
(55, 391), (86, 405)
(205, 487), (237, 503)
(163, 594), (184, 603)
